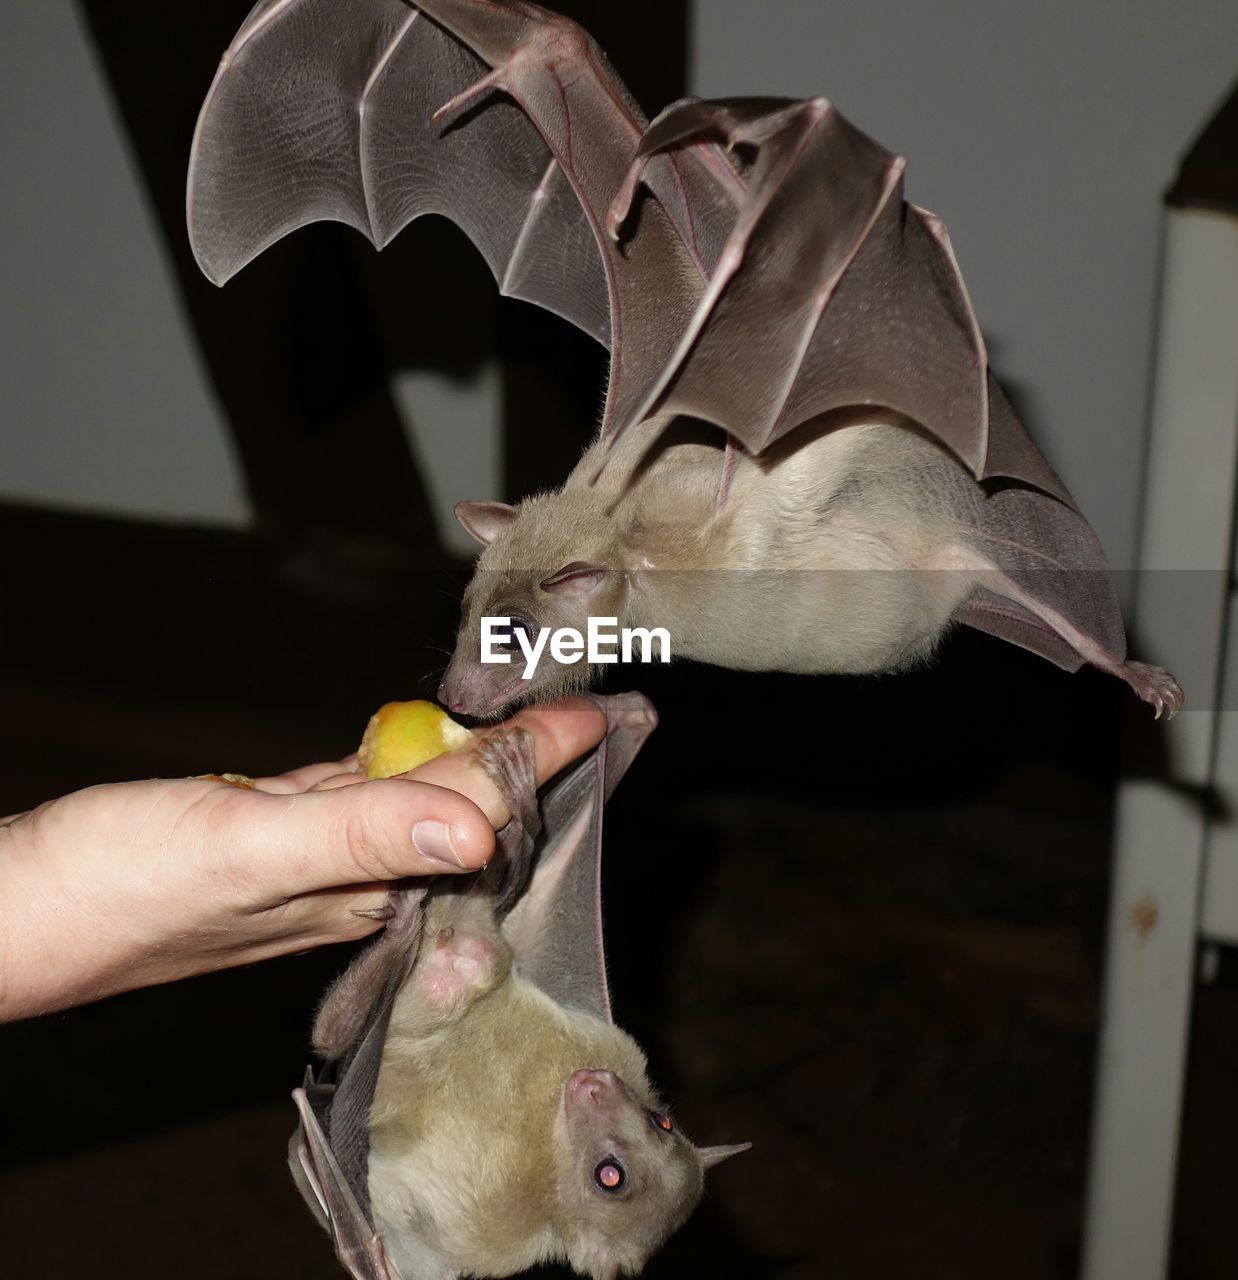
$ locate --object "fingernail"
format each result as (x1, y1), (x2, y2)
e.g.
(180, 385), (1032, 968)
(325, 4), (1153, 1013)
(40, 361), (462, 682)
(413, 820), (466, 869)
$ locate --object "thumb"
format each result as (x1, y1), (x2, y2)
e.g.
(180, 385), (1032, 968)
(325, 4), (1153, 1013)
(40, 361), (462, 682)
(213, 779), (496, 897)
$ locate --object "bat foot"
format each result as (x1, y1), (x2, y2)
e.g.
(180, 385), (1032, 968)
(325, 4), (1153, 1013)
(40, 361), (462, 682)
(473, 726), (539, 827)
(1121, 661), (1184, 719)
(384, 887), (427, 937)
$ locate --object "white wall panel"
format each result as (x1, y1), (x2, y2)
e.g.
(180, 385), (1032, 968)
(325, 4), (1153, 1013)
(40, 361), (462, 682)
(0, 4), (246, 524)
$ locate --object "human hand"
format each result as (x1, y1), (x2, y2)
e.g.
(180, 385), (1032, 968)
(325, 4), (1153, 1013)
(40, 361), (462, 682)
(0, 698), (606, 1021)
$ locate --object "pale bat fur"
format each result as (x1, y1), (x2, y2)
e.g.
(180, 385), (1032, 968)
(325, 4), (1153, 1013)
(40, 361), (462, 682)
(361, 890), (736, 1280)
(441, 411), (990, 717)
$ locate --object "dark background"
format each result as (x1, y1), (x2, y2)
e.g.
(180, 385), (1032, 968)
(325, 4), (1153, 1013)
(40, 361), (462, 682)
(1, 4), (1234, 1278)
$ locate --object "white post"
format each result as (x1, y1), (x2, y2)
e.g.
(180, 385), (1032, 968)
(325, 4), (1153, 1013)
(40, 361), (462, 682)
(1081, 206), (1238, 1280)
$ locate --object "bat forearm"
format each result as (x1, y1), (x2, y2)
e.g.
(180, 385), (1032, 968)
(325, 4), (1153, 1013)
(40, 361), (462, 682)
(313, 891), (425, 1059)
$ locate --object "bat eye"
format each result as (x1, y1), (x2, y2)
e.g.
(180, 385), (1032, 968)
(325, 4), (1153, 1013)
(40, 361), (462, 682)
(492, 615), (536, 652)
(649, 1110), (674, 1134)
(593, 1157), (626, 1192)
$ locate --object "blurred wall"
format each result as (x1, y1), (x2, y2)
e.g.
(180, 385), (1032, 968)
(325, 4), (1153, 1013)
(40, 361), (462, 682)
(0, 4), (247, 525)
(0, 3), (498, 550)
(690, 0), (1238, 571)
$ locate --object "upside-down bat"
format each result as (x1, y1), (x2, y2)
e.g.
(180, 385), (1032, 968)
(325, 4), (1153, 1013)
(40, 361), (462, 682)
(187, 0), (1182, 720)
(291, 693), (746, 1280)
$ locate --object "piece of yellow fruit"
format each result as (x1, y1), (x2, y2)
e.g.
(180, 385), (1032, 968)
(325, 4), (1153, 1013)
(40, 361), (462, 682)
(358, 700), (474, 780)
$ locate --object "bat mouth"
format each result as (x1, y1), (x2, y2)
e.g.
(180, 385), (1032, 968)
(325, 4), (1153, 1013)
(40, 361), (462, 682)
(440, 674), (530, 719)
(470, 676), (531, 718)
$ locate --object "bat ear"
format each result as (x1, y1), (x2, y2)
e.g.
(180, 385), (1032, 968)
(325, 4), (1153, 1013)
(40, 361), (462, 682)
(698, 1141), (752, 1170)
(540, 561), (606, 595)
(454, 500), (517, 546)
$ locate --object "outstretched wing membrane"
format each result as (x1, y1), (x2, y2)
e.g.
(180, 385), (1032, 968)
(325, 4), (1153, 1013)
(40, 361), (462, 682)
(188, 0), (744, 431)
(188, 3), (1177, 707)
(189, 0), (613, 342)
(610, 96), (1070, 502)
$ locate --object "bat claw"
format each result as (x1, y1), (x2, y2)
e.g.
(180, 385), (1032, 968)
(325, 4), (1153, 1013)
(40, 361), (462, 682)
(472, 726), (539, 808)
(432, 65), (507, 127)
(606, 158), (646, 241)
(1121, 660), (1183, 720)
(353, 903), (396, 922)
(610, 96), (748, 240)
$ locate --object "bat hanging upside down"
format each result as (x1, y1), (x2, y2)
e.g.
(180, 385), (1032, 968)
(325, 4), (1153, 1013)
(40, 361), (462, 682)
(187, 0), (1183, 720)
(293, 696), (746, 1280)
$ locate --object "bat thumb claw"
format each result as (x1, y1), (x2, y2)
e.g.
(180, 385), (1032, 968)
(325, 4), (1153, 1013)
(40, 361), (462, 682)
(606, 159), (646, 242)
(432, 66), (507, 127)
(352, 903), (396, 923)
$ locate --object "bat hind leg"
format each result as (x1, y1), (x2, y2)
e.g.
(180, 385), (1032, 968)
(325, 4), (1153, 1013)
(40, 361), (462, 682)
(1094, 658), (1183, 719)
(1011, 596), (1182, 717)
(313, 888), (428, 1059)
(716, 439), (738, 514)
(949, 549), (1184, 717)
(472, 726), (541, 909)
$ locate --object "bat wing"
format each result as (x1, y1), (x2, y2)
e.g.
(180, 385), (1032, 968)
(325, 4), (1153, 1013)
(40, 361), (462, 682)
(607, 96), (1071, 503)
(190, 7), (1067, 500)
(953, 470), (1128, 671)
(190, 10), (1165, 699)
(292, 882), (448, 1278)
(188, 0), (738, 437)
(611, 97), (1173, 698)
(190, 0), (604, 344)
(500, 691), (657, 1023)
(291, 1078), (429, 1279)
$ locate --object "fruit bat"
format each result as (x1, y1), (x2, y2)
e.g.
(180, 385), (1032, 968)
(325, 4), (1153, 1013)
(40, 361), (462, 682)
(290, 692), (746, 1280)
(186, 0), (1182, 719)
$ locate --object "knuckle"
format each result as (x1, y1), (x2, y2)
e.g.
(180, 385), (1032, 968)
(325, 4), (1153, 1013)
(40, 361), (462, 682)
(334, 802), (405, 882)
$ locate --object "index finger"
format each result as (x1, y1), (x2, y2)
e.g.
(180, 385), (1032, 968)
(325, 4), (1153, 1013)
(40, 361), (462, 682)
(405, 698), (608, 828)
(252, 755), (361, 794)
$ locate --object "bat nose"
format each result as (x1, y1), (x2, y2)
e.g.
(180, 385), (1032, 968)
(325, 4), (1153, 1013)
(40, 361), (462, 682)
(567, 1068), (617, 1105)
(437, 678), (466, 715)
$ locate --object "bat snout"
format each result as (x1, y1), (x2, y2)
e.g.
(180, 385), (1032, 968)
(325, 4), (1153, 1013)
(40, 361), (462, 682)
(564, 1068), (625, 1118)
(436, 679), (469, 716)
(438, 657), (529, 718)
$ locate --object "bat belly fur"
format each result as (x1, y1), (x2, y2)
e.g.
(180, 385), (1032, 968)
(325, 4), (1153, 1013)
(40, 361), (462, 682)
(618, 419), (982, 676)
(366, 894), (650, 1279)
